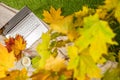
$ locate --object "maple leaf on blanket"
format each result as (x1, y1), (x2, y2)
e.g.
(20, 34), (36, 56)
(0, 43), (15, 78)
(5, 35), (26, 60)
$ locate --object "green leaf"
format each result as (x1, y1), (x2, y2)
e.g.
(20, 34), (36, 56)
(67, 46), (78, 70)
(58, 75), (66, 80)
(31, 56), (41, 69)
(75, 14), (117, 62)
(36, 33), (50, 50)
(36, 32), (51, 69)
(67, 46), (101, 80)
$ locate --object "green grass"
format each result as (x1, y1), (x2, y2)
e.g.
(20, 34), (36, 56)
(0, 0), (104, 19)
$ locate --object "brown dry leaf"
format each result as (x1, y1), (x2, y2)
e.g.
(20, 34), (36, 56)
(5, 35), (26, 60)
(43, 6), (64, 24)
(0, 43), (15, 78)
(5, 37), (15, 52)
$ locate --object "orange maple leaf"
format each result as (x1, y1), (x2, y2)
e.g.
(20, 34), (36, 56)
(5, 35), (26, 60)
(43, 6), (64, 24)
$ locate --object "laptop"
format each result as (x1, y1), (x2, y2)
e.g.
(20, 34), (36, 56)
(3, 6), (48, 48)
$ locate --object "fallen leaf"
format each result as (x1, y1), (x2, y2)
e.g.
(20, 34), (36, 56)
(43, 6), (64, 24)
(45, 56), (66, 72)
(0, 43), (15, 78)
(75, 14), (117, 62)
(5, 35), (26, 60)
(67, 46), (101, 80)
(0, 68), (28, 80)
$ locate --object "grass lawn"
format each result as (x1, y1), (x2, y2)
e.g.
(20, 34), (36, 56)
(0, 0), (104, 19)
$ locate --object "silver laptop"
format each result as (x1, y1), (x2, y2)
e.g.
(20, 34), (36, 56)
(3, 6), (48, 48)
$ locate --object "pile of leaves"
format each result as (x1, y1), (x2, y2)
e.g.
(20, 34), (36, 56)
(0, 0), (120, 80)
(31, 0), (120, 80)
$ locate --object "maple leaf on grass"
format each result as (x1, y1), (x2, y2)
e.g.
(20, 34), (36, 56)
(75, 14), (117, 62)
(50, 15), (73, 34)
(67, 46), (101, 80)
(74, 6), (89, 27)
(43, 6), (64, 24)
(43, 6), (77, 40)
(104, 0), (120, 22)
(50, 14), (80, 41)
(5, 35), (26, 60)
(0, 43), (15, 78)
(96, 8), (108, 19)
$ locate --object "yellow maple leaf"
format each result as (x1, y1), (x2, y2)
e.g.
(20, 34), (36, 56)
(0, 68), (28, 80)
(74, 6), (90, 27)
(67, 46), (101, 80)
(104, 0), (119, 10)
(5, 35), (26, 60)
(104, 0), (120, 22)
(114, 3), (120, 22)
(0, 43), (15, 78)
(96, 8), (107, 19)
(43, 6), (64, 24)
(75, 6), (89, 17)
(50, 15), (73, 34)
(14, 35), (26, 55)
(45, 56), (66, 72)
(75, 14), (117, 62)
(43, 6), (78, 40)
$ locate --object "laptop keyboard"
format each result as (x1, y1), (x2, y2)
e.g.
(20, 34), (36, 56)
(6, 13), (40, 38)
